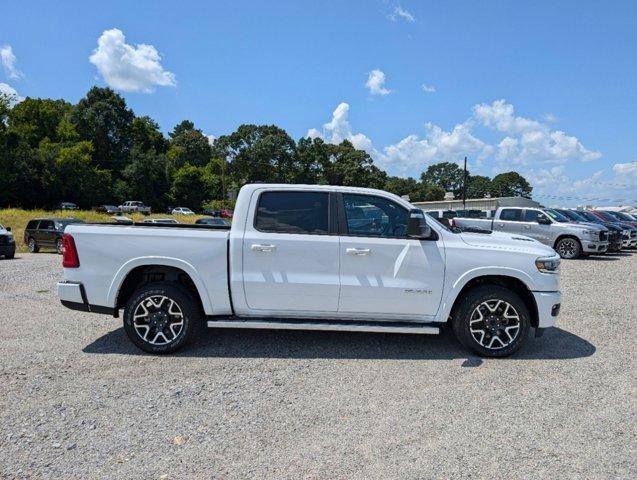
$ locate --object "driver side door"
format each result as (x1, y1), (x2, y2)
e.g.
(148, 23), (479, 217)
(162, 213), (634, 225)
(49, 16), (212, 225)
(337, 193), (445, 319)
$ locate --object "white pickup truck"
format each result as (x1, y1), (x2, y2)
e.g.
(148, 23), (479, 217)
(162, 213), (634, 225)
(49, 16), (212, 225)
(57, 184), (562, 357)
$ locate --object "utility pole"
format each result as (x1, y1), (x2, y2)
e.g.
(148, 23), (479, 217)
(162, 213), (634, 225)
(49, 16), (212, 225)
(462, 156), (467, 209)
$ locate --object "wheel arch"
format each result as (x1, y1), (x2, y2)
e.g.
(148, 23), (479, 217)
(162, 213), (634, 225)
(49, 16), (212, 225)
(447, 273), (539, 329)
(553, 234), (582, 250)
(109, 258), (212, 314)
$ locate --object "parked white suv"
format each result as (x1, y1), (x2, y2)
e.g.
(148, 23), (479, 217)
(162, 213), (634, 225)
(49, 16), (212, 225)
(58, 184), (562, 358)
(119, 201), (151, 215)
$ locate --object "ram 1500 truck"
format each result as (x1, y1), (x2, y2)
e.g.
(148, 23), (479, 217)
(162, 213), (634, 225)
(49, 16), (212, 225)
(57, 184), (562, 358)
(453, 207), (608, 259)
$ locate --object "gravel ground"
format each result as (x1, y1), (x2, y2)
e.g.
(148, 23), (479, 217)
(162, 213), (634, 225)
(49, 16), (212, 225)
(1, 252), (635, 479)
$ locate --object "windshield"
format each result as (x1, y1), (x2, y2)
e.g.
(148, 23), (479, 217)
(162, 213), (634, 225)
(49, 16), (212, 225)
(578, 211), (601, 223)
(557, 209), (583, 222)
(544, 209), (570, 223)
(593, 211), (618, 222)
(608, 211), (633, 221)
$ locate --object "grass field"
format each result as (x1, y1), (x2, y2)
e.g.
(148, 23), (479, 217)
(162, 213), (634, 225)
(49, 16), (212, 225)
(0, 209), (208, 253)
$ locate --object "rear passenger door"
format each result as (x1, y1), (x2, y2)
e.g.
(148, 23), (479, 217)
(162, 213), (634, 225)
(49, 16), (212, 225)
(494, 209), (523, 234)
(241, 190), (340, 313)
(37, 220), (55, 246)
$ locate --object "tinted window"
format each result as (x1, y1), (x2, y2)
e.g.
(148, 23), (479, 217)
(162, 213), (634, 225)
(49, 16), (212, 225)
(39, 220), (54, 230)
(26, 220), (39, 229)
(524, 210), (539, 222)
(500, 209), (522, 221)
(343, 194), (408, 238)
(255, 191), (329, 234)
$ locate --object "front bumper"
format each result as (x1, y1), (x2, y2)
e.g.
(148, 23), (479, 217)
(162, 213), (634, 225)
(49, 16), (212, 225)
(57, 281), (115, 315)
(581, 240), (608, 253)
(532, 291), (562, 328)
(0, 243), (16, 257)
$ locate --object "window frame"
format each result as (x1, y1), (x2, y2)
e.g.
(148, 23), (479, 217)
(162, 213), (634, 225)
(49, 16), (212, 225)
(499, 208), (523, 222)
(252, 190), (338, 236)
(337, 192), (412, 239)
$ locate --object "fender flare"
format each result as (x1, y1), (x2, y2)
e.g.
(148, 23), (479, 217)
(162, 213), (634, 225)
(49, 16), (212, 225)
(438, 266), (535, 321)
(106, 256), (213, 312)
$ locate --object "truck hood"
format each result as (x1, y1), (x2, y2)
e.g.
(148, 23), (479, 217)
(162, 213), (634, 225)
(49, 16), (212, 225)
(459, 230), (556, 255)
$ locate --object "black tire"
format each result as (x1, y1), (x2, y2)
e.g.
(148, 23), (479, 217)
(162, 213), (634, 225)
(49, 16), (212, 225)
(56, 238), (64, 255)
(452, 285), (531, 358)
(27, 237), (39, 253)
(123, 282), (202, 354)
(555, 237), (582, 259)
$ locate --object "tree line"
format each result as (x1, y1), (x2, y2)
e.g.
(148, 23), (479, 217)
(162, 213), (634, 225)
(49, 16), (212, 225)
(0, 86), (532, 211)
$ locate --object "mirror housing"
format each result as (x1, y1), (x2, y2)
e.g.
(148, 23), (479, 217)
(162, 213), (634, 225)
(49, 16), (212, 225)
(5, 227), (11, 232)
(537, 214), (551, 225)
(408, 210), (433, 239)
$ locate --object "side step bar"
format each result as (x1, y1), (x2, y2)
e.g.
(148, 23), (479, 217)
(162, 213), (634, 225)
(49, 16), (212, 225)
(206, 318), (440, 335)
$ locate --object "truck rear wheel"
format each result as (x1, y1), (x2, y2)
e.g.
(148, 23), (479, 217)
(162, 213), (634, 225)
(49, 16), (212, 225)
(123, 282), (202, 354)
(452, 286), (530, 358)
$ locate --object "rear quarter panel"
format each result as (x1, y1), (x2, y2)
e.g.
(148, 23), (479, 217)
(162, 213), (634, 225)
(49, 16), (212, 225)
(63, 225), (231, 315)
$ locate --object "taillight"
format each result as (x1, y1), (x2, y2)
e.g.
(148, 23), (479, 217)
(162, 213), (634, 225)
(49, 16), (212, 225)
(62, 234), (80, 268)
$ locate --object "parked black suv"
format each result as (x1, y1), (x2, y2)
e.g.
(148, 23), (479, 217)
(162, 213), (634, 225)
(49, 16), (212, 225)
(24, 218), (85, 254)
(0, 223), (16, 259)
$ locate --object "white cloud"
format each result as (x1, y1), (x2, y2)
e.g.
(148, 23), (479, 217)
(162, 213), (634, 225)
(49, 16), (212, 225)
(474, 99), (601, 165)
(0, 45), (22, 80)
(612, 161), (637, 179)
(421, 84), (436, 93)
(380, 122), (492, 176)
(206, 134), (216, 146)
(0, 82), (23, 106)
(307, 102), (375, 152)
(365, 69), (391, 96)
(89, 28), (176, 93)
(388, 5), (415, 23)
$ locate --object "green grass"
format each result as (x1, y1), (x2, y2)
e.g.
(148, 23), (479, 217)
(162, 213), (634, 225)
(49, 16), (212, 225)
(0, 209), (208, 253)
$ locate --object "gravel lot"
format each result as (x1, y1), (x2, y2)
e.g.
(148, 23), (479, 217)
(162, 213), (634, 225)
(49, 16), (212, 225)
(1, 252), (635, 479)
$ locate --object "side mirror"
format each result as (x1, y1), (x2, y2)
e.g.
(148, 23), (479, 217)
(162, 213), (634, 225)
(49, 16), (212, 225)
(537, 214), (551, 225)
(5, 227), (11, 232)
(408, 210), (433, 239)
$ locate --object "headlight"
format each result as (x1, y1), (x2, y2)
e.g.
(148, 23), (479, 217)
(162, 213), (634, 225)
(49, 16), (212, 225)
(536, 256), (560, 273)
(580, 229), (596, 237)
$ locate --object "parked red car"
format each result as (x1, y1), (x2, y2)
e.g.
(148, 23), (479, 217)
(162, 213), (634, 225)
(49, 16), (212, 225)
(220, 209), (233, 219)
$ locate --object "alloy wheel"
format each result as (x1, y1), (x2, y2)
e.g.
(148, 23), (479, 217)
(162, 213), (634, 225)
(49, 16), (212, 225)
(132, 295), (185, 345)
(469, 299), (521, 350)
(28, 238), (35, 252)
(557, 239), (578, 258)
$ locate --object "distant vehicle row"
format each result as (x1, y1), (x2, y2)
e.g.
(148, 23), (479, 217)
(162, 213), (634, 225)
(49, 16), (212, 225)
(53, 201), (234, 219)
(0, 223), (16, 259)
(435, 207), (637, 259)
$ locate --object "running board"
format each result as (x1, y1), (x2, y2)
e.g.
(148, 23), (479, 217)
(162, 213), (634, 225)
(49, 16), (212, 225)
(206, 318), (440, 335)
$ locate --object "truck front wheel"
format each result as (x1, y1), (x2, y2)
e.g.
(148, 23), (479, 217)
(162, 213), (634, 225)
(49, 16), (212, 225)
(452, 286), (531, 358)
(555, 237), (582, 259)
(123, 282), (202, 354)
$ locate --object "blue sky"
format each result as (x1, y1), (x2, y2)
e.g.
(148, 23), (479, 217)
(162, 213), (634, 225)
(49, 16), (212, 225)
(2, 0), (636, 205)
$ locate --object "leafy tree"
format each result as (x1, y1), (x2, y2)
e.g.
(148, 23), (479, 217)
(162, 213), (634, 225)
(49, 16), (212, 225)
(321, 140), (386, 189)
(170, 163), (222, 210)
(490, 172), (532, 198)
(421, 162), (466, 195)
(213, 125), (298, 184)
(131, 116), (169, 154)
(72, 87), (134, 171)
(295, 137), (329, 184)
(167, 120), (212, 169)
(7, 98), (72, 147)
(116, 146), (170, 209)
(466, 175), (492, 198)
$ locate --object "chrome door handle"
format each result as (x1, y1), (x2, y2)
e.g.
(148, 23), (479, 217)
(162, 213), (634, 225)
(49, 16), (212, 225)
(346, 248), (371, 256)
(497, 223), (505, 228)
(251, 244), (276, 252)
(524, 225), (530, 229)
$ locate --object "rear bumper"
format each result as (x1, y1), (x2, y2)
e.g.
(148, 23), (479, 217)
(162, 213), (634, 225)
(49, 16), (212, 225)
(57, 281), (115, 315)
(532, 291), (562, 328)
(582, 240), (608, 253)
